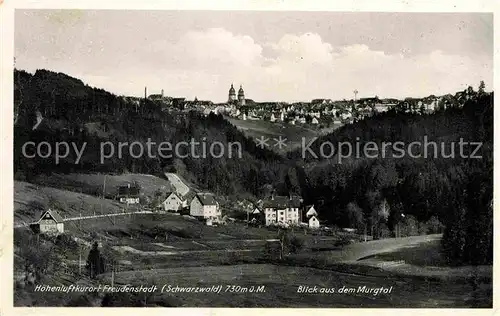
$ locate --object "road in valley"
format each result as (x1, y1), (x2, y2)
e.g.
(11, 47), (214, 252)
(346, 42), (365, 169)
(165, 173), (190, 197)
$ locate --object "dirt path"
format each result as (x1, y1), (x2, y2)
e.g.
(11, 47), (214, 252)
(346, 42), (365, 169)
(112, 245), (256, 256)
(164, 173), (190, 196)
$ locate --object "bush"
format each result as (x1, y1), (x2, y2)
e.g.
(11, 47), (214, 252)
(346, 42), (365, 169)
(333, 235), (351, 248)
(55, 234), (79, 252)
(263, 241), (277, 260)
(86, 241), (106, 278)
(288, 235), (304, 254)
(66, 294), (93, 307)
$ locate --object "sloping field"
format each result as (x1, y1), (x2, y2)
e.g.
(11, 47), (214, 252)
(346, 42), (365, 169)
(31, 173), (173, 198)
(14, 181), (134, 225)
(288, 235), (445, 268)
(351, 238), (492, 281)
(335, 234), (443, 262)
(226, 117), (332, 152)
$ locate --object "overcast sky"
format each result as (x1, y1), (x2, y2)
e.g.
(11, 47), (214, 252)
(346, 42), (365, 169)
(15, 10), (493, 102)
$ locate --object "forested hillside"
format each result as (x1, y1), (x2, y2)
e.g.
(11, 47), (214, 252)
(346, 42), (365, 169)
(289, 89), (493, 265)
(13, 69), (296, 197)
(14, 69), (493, 265)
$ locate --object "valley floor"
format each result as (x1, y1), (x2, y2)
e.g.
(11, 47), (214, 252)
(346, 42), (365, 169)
(13, 181), (492, 308)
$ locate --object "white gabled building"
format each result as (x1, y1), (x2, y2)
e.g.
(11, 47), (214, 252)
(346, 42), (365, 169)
(263, 195), (303, 226)
(35, 209), (64, 235)
(160, 192), (184, 212)
(190, 193), (221, 222)
(305, 205), (317, 218)
(302, 205), (320, 229)
(308, 215), (320, 229)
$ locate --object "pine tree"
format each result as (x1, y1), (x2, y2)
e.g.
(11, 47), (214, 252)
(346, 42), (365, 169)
(86, 241), (105, 279)
(478, 80), (486, 95)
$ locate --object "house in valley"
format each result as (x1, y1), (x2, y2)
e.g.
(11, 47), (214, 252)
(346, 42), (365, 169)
(302, 205), (320, 229)
(263, 195), (303, 226)
(250, 206), (264, 222)
(116, 183), (140, 204)
(308, 215), (320, 229)
(33, 209), (64, 235)
(190, 192), (221, 224)
(160, 192), (184, 212)
(302, 205), (317, 221)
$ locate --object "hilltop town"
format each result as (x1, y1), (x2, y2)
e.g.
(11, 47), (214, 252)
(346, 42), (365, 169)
(144, 83), (478, 127)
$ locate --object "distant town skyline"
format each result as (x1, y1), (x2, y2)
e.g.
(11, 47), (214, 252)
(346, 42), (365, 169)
(15, 10), (493, 102)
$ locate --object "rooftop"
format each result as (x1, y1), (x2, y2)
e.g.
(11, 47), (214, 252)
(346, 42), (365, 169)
(117, 184), (140, 197)
(195, 192), (218, 206)
(262, 195), (302, 209)
(37, 208), (64, 223)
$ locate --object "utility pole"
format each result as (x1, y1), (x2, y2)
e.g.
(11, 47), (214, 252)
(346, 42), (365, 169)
(102, 174), (107, 198)
(364, 223), (367, 242)
(111, 264), (115, 287)
(352, 90), (359, 121)
(79, 245), (82, 274)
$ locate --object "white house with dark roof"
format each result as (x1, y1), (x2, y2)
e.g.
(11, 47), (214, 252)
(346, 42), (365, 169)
(308, 215), (320, 229)
(190, 193), (221, 221)
(305, 205), (317, 218)
(160, 192), (184, 212)
(35, 209), (64, 235)
(116, 183), (140, 204)
(301, 205), (320, 229)
(263, 195), (303, 226)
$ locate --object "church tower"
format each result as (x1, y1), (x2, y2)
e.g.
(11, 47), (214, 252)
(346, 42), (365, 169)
(228, 84), (237, 103)
(238, 85), (246, 106)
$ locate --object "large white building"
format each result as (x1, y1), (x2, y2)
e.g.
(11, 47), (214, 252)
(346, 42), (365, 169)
(190, 193), (221, 222)
(263, 195), (302, 226)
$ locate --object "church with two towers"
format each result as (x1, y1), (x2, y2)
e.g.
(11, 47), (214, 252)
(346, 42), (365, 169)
(228, 84), (245, 106)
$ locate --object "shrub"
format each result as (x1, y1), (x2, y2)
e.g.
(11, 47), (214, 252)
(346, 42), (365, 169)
(288, 235), (304, 254)
(86, 241), (106, 278)
(333, 235), (351, 248)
